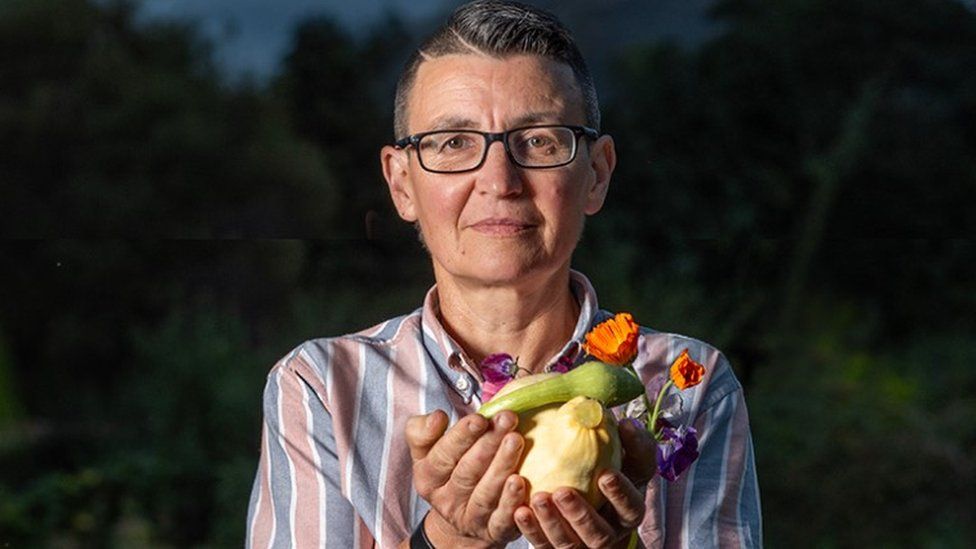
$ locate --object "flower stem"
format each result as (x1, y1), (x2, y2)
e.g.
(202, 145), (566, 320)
(649, 379), (674, 440)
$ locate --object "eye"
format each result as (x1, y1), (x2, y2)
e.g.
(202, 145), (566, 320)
(527, 135), (552, 148)
(446, 136), (467, 149)
(436, 133), (476, 153)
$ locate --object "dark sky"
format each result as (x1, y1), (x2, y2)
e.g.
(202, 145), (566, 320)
(137, 0), (452, 80)
(136, 0), (725, 82)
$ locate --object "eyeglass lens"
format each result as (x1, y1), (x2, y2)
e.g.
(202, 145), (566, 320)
(417, 127), (577, 172)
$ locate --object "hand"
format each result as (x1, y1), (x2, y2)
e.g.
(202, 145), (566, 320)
(512, 419), (655, 548)
(618, 417), (657, 488)
(512, 470), (646, 548)
(406, 409), (527, 548)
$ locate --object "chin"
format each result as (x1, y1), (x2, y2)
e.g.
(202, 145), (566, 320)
(461, 256), (558, 287)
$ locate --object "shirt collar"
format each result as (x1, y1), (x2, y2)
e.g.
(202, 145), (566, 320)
(418, 270), (601, 400)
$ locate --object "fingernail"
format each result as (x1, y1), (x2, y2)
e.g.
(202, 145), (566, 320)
(468, 418), (486, 433)
(505, 434), (521, 451)
(425, 414), (436, 428)
(601, 473), (619, 491)
(554, 491), (573, 506)
(495, 412), (514, 429)
(507, 476), (520, 493)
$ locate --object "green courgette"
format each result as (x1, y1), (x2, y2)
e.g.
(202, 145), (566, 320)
(478, 361), (645, 418)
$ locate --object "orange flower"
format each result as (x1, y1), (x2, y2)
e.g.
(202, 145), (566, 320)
(583, 312), (640, 365)
(669, 349), (705, 390)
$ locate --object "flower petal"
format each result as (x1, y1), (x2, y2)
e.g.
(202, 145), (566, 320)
(656, 425), (700, 481)
(481, 353), (518, 383)
(583, 313), (640, 365)
(669, 349), (705, 390)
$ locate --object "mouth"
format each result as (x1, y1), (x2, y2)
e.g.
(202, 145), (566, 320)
(468, 217), (538, 236)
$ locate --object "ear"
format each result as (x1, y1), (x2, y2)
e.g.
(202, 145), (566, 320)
(381, 145), (418, 222)
(583, 134), (616, 215)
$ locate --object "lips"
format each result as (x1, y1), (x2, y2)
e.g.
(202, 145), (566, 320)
(469, 217), (537, 235)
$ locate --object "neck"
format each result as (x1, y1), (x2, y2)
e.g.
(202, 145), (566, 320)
(434, 267), (579, 374)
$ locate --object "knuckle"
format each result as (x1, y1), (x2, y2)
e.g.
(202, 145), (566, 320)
(425, 447), (457, 473)
(468, 493), (496, 516)
(449, 466), (480, 492)
(486, 517), (518, 545)
(590, 533), (615, 549)
(620, 504), (647, 529)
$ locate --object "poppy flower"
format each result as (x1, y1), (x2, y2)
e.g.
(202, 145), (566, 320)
(669, 349), (705, 390)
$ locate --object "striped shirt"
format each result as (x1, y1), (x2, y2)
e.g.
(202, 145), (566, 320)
(246, 271), (762, 548)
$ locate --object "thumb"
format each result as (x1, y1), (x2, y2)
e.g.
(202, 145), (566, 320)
(619, 418), (657, 485)
(405, 409), (449, 461)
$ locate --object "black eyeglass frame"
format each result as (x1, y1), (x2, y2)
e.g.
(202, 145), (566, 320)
(393, 124), (599, 174)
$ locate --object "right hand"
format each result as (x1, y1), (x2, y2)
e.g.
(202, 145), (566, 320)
(406, 409), (528, 547)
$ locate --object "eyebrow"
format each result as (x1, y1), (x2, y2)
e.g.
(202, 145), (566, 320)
(424, 111), (564, 132)
(509, 111), (562, 128)
(428, 115), (479, 131)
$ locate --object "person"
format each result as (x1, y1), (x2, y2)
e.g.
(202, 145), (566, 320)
(246, 1), (762, 547)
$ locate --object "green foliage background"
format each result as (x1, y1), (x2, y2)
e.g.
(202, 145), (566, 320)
(1, 0), (974, 546)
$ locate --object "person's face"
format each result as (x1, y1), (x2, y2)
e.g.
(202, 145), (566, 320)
(382, 53), (615, 287)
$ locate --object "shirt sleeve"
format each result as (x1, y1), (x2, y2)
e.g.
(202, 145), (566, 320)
(677, 386), (762, 548)
(246, 359), (375, 549)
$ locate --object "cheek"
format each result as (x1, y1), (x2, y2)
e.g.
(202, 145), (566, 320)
(415, 185), (468, 238)
(547, 178), (589, 218)
(540, 182), (588, 244)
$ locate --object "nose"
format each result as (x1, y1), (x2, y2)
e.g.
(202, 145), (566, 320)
(475, 139), (524, 197)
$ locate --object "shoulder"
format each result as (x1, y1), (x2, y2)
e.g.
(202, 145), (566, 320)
(265, 309), (425, 401)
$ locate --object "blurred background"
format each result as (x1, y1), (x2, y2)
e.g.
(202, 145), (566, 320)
(1, 0), (974, 546)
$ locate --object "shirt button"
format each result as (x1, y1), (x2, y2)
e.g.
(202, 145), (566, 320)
(455, 376), (471, 392)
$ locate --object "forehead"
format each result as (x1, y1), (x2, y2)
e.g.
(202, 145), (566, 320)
(407, 53), (585, 132)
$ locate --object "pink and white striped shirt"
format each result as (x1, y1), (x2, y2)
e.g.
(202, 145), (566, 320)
(246, 271), (762, 548)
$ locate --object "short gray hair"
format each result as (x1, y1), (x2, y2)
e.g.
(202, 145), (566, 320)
(393, 0), (600, 138)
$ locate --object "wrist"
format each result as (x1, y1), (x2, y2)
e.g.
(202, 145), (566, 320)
(424, 509), (500, 549)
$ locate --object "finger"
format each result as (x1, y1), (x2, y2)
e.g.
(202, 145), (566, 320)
(465, 416), (524, 518)
(550, 487), (616, 548)
(406, 410), (449, 461)
(598, 470), (647, 530)
(486, 474), (528, 544)
(447, 411), (519, 497)
(416, 413), (490, 489)
(514, 505), (552, 549)
(619, 419), (656, 485)
(531, 492), (582, 548)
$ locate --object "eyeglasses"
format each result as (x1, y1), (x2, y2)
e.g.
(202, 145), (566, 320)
(394, 124), (598, 174)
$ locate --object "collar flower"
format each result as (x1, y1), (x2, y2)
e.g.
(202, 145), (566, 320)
(479, 353), (520, 402)
(582, 312), (640, 365)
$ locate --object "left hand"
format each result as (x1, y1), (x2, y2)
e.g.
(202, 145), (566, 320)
(512, 418), (656, 548)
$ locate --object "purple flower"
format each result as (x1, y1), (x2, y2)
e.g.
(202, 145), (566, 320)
(550, 353), (574, 373)
(480, 353), (518, 401)
(656, 425), (699, 481)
